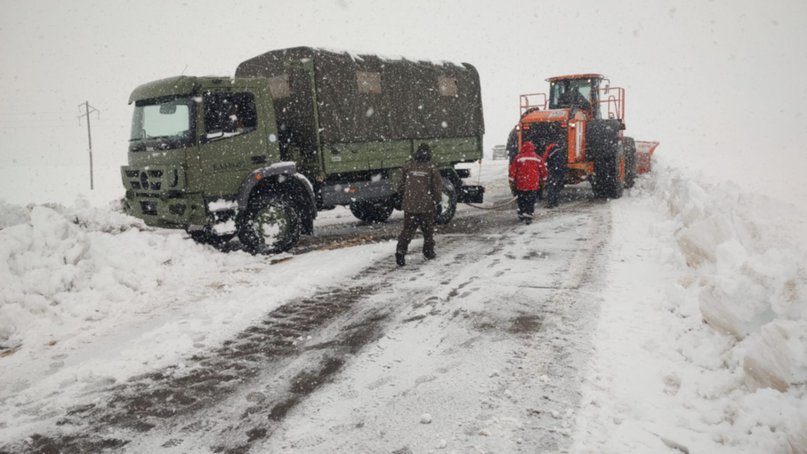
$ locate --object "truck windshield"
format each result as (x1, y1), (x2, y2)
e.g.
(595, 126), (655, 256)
(129, 97), (195, 151)
(549, 79), (593, 110)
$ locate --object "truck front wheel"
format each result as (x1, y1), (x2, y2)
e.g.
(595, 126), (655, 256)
(238, 192), (300, 254)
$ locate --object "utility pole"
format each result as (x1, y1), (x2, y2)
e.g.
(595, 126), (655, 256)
(78, 101), (100, 190)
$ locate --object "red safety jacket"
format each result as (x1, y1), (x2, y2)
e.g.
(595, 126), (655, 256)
(509, 142), (547, 191)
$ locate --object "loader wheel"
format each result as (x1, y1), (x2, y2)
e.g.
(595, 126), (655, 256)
(434, 177), (458, 225)
(593, 147), (624, 200)
(623, 137), (637, 189)
(238, 192), (300, 254)
(350, 199), (394, 223)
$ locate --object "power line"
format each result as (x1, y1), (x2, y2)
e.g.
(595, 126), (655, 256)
(77, 101), (100, 190)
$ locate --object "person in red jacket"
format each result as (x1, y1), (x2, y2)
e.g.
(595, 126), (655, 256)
(508, 141), (547, 224)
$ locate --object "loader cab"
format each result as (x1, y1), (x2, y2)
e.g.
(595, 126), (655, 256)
(547, 74), (604, 119)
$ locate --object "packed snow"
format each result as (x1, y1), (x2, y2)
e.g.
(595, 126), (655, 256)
(1, 154), (805, 452)
(572, 156), (807, 453)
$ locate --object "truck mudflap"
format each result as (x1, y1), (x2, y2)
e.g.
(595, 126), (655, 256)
(458, 185), (485, 204)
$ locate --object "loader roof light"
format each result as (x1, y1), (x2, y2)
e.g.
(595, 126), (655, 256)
(254, 174), (263, 181)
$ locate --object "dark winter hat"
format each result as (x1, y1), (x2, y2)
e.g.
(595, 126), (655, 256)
(415, 143), (432, 162)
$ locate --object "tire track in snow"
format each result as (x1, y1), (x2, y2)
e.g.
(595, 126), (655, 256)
(256, 202), (614, 452)
(0, 190), (606, 454)
(123, 210), (554, 453)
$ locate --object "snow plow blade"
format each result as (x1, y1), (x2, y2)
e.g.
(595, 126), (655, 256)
(635, 141), (660, 174)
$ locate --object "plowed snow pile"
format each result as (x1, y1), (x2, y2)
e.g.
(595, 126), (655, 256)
(574, 154), (807, 453)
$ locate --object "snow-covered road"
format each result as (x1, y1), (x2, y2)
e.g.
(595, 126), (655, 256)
(235, 200), (613, 453)
(1, 178), (616, 453)
(2, 158), (805, 453)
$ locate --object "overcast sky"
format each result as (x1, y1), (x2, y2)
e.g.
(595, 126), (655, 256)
(1, 0), (806, 201)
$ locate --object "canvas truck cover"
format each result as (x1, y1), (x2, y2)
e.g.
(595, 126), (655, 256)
(235, 47), (484, 148)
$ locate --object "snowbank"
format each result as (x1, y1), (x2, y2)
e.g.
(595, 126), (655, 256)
(574, 157), (807, 453)
(0, 197), (244, 351)
(657, 165), (807, 391)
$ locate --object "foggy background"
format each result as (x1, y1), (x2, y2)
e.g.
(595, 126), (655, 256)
(1, 0), (806, 206)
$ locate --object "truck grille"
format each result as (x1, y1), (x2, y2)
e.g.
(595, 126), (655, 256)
(125, 168), (171, 192)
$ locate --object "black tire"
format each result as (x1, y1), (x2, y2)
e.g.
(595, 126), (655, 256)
(434, 176), (458, 225)
(238, 192), (300, 254)
(593, 146), (624, 199)
(590, 171), (605, 198)
(586, 119), (621, 162)
(623, 137), (637, 189)
(349, 199), (394, 223)
(588, 119), (623, 199)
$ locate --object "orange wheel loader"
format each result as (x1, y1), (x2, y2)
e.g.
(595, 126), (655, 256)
(513, 74), (659, 199)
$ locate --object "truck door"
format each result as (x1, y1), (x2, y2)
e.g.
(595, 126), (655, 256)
(186, 89), (266, 198)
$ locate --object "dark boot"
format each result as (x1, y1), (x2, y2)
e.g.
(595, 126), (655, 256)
(423, 250), (436, 260)
(395, 252), (406, 266)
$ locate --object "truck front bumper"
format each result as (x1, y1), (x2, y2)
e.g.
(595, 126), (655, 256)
(122, 190), (208, 229)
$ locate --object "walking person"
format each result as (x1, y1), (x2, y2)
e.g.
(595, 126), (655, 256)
(544, 142), (567, 208)
(508, 141), (545, 224)
(395, 143), (443, 266)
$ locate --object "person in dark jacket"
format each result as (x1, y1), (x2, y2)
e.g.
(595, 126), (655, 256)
(544, 142), (567, 208)
(395, 143), (443, 266)
(508, 141), (546, 224)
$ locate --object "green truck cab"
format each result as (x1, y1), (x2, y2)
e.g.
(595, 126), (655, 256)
(121, 47), (485, 253)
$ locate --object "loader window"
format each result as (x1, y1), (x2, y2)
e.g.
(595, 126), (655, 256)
(203, 91), (257, 139)
(550, 79), (593, 110)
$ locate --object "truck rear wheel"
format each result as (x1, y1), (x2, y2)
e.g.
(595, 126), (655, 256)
(434, 177), (458, 225)
(238, 192), (300, 254)
(349, 199), (394, 223)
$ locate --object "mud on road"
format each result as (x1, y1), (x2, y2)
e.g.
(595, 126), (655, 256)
(1, 187), (606, 454)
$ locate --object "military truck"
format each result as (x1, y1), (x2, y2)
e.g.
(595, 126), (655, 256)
(121, 47), (485, 253)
